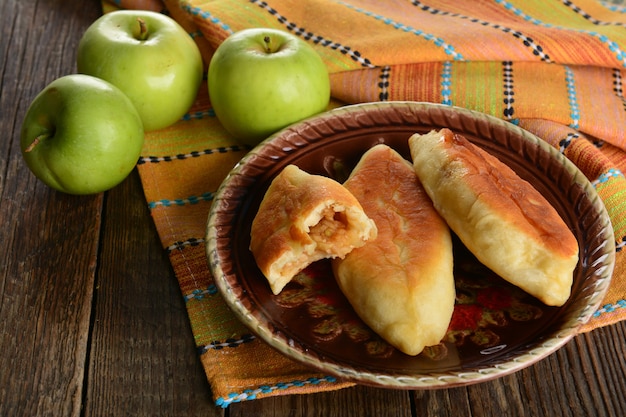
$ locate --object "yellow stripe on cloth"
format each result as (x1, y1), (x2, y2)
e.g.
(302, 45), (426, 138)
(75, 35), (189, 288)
(104, 0), (626, 407)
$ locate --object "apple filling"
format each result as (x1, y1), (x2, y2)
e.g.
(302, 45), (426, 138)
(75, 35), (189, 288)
(308, 206), (349, 253)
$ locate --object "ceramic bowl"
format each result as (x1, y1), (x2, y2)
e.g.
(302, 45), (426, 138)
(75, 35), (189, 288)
(206, 102), (614, 388)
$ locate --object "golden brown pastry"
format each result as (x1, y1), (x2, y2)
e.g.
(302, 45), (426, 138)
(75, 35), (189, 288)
(332, 144), (455, 356)
(409, 128), (579, 306)
(250, 164), (377, 295)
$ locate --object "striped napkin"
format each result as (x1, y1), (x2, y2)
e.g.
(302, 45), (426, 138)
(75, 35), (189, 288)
(104, 0), (626, 407)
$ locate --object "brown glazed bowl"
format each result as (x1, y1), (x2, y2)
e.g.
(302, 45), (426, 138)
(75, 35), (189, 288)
(206, 101), (614, 388)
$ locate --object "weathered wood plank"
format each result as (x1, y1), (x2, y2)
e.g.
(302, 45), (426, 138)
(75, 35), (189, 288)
(229, 385), (413, 417)
(0, 1), (102, 415)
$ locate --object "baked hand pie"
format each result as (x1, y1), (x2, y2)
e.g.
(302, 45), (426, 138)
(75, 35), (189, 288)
(250, 164), (377, 295)
(332, 144), (455, 356)
(409, 128), (579, 306)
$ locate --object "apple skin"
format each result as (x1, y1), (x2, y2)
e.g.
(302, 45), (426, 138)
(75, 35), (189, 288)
(76, 10), (203, 131)
(208, 28), (331, 146)
(20, 74), (144, 195)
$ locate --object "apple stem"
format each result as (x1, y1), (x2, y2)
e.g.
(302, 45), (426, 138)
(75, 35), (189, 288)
(136, 17), (149, 41)
(263, 35), (273, 53)
(24, 133), (50, 153)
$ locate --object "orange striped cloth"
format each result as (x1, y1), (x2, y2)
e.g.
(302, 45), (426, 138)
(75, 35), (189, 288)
(104, 0), (626, 407)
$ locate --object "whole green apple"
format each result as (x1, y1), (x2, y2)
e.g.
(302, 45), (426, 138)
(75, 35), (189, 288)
(20, 74), (144, 195)
(208, 28), (331, 146)
(76, 10), (203, 131)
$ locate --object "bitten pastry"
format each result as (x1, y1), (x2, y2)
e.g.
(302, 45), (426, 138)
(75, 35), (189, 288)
(332, 145), (455, 356)
(250, 164), (377, 295)
(409, 128), (579, 306)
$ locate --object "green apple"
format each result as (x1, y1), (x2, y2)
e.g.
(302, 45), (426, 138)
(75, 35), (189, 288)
(20, 74), (144, 195)
(208, 28), (331, 146)
(76, 10), (203, 131)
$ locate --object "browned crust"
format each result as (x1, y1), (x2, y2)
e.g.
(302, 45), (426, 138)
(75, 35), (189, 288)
(332, 144), (454, 355)
(409, 128), (578, 306)
(436, 128), (577, 259)
(250, 164), (376, 294)
(337, 145), (451, 277)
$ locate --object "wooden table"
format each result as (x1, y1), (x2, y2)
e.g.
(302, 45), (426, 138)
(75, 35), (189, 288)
(2, 0), (626, 415)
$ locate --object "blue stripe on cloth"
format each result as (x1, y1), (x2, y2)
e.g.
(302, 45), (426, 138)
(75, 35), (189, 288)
(181, 3), (233, 34)
(494, 0), (626, 67)
(147, 192), (214, 209)
(336, 1), (464, 61)
(183, 284), (218, 302)
(592, 168), (624, 187)
(410, 1), (550, 62)
(441, 61), (453, 106)
(215, 376), (339, 408)
(564, 66), (581, 130)
(181, 109), (216, 121)
(601, 1), (626, 13)
(593, 299), (626, 317)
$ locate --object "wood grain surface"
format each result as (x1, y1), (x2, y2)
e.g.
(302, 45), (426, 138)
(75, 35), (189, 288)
(1, 1), (625, 416)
